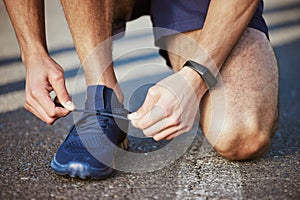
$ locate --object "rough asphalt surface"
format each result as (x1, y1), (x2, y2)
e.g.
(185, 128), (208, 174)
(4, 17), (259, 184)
(0, 0), (299, 199)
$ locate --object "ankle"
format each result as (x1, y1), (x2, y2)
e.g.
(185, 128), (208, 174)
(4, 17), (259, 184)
(101, 84), (123, 103)
(111, 84), (124, 103)
(85, 85), (124, 111)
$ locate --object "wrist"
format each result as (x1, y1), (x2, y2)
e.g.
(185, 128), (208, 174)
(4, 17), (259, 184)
(21, 44), (49, 66)
(179, 67), (208, 100)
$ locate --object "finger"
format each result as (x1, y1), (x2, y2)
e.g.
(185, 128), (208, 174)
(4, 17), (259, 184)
(25, 102), (44, 121)
(143, 115), (181, 137)
(54, 107), (70, 118)
(129, 87), (161, 125)
(48, 96), (70, 117)
(136, 104), (167, 130)
(137, 86), (159, 117)
(152, 125), (180, 141)
(32, 91), (69, 119)
(127, 112), (139, 120)
(25, 100), (56, 124)
(53, 96), (73, 116)
(27, 100), (69, 123)
(142, 117), (168, 137)
(165, 132), (179, 140)
(50, 76), (75, 111)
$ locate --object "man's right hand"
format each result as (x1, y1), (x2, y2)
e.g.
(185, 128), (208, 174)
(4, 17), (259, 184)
(24, 56), (75, 124)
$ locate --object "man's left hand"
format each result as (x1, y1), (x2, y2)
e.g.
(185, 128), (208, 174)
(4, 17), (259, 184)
(128, 67), (206, 141)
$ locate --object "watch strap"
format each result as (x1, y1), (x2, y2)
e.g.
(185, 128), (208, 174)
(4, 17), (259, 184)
(184, 60), (217, 89)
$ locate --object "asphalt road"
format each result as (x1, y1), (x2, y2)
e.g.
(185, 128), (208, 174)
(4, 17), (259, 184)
(0, 0), (299, 199)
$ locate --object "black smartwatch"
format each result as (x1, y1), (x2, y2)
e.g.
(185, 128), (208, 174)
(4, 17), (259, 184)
(184, 60), (217, 89)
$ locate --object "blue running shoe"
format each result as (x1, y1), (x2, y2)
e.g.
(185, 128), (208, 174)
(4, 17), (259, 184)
(51, 85), (129, 179)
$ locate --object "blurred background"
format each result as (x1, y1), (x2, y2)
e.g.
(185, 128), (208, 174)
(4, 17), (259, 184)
(1, 0), (299, 113)
(0, 0), (299, 199)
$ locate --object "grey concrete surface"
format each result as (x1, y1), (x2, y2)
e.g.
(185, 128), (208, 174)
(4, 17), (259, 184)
(0, 0), (299, 199)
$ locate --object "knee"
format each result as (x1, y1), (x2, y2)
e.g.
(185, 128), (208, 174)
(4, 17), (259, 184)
(210, 119), (277, 161)
(215, 133), (270, 161)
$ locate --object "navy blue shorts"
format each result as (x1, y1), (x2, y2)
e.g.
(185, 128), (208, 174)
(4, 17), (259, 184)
(124, 0), (269, 66)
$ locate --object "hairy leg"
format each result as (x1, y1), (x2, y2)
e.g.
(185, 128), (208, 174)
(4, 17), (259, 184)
(166, 28), (278, 160)
(60, 0), (122, 101)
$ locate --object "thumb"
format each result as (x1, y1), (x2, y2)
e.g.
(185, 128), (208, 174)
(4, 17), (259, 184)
(128, 86), (159, 120)
(52, 79), (75, 111)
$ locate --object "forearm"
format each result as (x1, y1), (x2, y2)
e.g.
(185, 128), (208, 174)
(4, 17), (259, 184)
(4, 0), (47, 64)
(5, 0), (75, 124)
(194, 0), (260, 72)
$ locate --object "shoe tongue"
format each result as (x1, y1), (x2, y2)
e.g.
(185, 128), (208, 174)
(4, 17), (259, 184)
(85, 85), (121, 110)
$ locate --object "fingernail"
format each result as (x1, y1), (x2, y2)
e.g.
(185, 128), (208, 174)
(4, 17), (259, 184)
(66, 101), (75, 110)
(127, 112), (138, 120)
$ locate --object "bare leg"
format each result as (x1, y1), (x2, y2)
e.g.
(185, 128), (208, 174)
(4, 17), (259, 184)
(166, 28), (279, 160)
(60, 0), (123, 101)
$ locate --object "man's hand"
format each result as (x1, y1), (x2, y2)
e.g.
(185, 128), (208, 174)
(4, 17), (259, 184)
(4, 0), (75, 124)
(128, 67), (206, 141)
(24, 56), (75, 124)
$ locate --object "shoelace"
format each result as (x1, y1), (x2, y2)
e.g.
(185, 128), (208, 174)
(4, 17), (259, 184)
(73, 109), (131, 121)
(71, 109), (121, 137)
(54, 97), (130, 121)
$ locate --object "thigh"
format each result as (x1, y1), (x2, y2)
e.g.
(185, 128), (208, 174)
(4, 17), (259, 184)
(200, 28), (279, 146)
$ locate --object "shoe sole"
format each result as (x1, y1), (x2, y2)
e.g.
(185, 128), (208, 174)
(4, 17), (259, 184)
(50, 137), (130, 179)
(50, 157), (113, 179)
